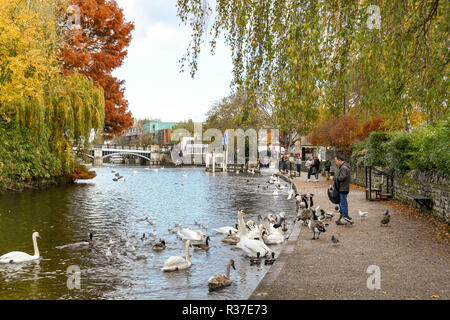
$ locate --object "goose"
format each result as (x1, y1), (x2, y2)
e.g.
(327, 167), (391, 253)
(380, 210), (390, 226)
(249, 252), (262, 265)
(192, 236), (210, 251)
(213, 226), (238, 235)
(161, 240), (192, 271)
(264, 252), (276, 265)
(177, 226), (206, 241)
(358, 210), (369, 217)
(237, 208), (272, 258)
(140, 233), (147, 242)
(297, 202), (313, 226)
(222, 230), (240, 245)
(308, 209), (326, 240)
(152, 239), (166, 251)
(208, 259), (235, 290)
(0, 232), (41, 264)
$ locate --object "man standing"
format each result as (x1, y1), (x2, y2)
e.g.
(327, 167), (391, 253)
(334, 154), (353, 225)
(295, 153), (302, 177)
(313, 156), (320, 182)
(305, 156), (314, 182)
(323, 159), (331, 180)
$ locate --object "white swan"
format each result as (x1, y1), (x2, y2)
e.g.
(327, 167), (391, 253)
(0, 232), (41, 263)
(162, 240), (192, 271)
(213, 226), (238, 235)
(177, 227), (205, 241)
(236, 209), (272, 258)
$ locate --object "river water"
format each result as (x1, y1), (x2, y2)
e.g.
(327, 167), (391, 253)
(0, 167), (296, 300)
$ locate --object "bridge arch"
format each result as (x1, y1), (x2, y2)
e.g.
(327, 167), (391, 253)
(102, 152), (151, 162)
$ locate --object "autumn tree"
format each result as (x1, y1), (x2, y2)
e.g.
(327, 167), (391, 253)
(59, 0), (134, 137)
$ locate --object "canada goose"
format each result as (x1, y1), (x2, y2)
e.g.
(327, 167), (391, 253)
(152, 239), (166, 251)
(297, 202), (313, 225)
(264, 252), (276, 265)
(208, 259), (235, 290)
(0, 232), (41, 264)
(192, 236), (210, 251)
(140, 233), (147, 242)
(308, 209), (326, 240)
(222, 230), (240, 245)
(380, 210), (390, 226)
(250, 252), (262, 265)
(162, 240), (192, 271)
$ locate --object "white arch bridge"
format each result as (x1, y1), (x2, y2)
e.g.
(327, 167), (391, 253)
(85, 145), (162, 166)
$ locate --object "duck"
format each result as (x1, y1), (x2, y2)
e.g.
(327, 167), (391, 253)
(208, 259), (235, 290)
(222, 230), (240, 245)
(236, 208), (272, 258)
(192, 236), (210, 251)
(177, 226), (206, 241)
(308, 209), (327, 240)
(264, 252), (276, 265)
(380, 210), (390, 226)
(161, 240), (192, 271)
(249, 252), (262, 265)
(0, 232), (41, 264)
(152, 239), (166, 251)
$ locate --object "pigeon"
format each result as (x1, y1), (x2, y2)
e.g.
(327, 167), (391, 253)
(331, 235), (339, 244)
(380, 210), (390, 226)
(358, 210), (369, 217)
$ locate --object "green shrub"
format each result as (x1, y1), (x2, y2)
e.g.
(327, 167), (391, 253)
(365, 131), (391, 167)
(385, 132), (417, 173)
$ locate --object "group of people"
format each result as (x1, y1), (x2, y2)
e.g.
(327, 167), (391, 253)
(281, 154), (332, 181)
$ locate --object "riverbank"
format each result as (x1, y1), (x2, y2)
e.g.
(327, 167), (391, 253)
(250, 173), (450, 300)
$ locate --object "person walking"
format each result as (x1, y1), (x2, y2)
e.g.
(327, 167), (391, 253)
(305, 156), (314, 182)
(324, 159), (331, 180)
(281, 154), (287, 173)
(295, 153), (302, 177)
(313, 156), (320, 182)
(334, 154), (353, 225)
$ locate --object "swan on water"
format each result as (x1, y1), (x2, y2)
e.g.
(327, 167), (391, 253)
(177, 227), (205, 241)
(236, 208), (272, 258)
(213, 226), (238, 235)
(0, 232), (41, 264)
(208, 259), (236, 290)
(161, 240), (192, 271)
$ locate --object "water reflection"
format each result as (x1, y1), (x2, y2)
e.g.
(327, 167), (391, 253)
(0, 167), (296, 300)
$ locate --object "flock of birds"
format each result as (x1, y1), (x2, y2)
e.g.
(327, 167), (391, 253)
(0, 171), (392, 292)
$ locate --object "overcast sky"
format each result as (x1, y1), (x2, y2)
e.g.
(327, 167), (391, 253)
(113, 0), (233, 123)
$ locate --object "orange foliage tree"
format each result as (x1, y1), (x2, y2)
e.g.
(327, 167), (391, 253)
(309, 116), (387, 154)
(59, 0), (134, 137)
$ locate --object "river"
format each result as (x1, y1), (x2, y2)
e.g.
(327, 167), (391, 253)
(0, 166), (296, 300)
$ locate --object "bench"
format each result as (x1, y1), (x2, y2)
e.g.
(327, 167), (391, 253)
(407, 194), (433, 210)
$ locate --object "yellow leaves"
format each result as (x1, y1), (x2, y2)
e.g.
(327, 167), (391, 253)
(431, 295), (440, 299)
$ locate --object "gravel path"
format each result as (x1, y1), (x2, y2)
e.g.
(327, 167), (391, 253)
(249, 173), (450, 300)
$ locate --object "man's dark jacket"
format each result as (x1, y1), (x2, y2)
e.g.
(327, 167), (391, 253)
(335, 162), (351, 193)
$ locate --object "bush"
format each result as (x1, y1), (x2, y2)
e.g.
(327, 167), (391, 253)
(365, 132), (391, 167)
(353, 118), (450, 174)
(385, 132), (417, 173)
